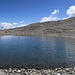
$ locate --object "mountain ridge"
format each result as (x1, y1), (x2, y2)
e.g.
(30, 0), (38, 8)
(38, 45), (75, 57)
(0, 17), (75, 37)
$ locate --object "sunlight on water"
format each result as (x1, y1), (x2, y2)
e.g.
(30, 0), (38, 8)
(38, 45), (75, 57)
(0, 36), (14, 40)
(0, 36), (75, 69)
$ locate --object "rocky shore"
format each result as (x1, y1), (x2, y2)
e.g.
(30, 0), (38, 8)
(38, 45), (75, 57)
(0, 67), (75, 75)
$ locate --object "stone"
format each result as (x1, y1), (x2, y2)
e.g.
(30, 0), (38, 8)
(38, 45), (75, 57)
(9, 68), (12, 73)
(57, 73), (61, 75)
(65, 68), (70, 72)
(0, 70), (5, 75)
(17, 69), (21, 73)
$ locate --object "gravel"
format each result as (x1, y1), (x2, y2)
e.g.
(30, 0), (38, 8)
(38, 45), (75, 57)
(0, 67), (75, 75)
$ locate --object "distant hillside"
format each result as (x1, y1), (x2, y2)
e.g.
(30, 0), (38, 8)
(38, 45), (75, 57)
(0, 17), (75, 37)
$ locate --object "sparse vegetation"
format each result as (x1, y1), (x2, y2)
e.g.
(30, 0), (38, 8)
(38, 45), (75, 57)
(0, 17), (75, 37)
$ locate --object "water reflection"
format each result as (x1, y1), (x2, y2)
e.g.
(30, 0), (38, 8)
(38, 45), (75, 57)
(0, 36), (75, 69)
(0, 36), (13, 41)
(39, 37), (67, 68)
(54, 37), (66, 67)
(65, 38), (75, 66)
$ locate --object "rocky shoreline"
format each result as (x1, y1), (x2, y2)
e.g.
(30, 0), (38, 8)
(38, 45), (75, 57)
(0, 67), (75, 75)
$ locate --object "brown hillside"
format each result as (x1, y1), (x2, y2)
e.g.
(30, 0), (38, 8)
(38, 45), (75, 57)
(0, 17), (75, 37)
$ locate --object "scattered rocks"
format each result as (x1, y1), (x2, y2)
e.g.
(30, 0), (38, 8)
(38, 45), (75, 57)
(0, 67), (75, 75)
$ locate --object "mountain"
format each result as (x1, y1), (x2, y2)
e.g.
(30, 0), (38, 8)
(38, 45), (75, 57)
(0, 17), (75, 37)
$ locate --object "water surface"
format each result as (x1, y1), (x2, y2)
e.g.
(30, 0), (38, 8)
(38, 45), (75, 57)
(0, 36), (75, 69)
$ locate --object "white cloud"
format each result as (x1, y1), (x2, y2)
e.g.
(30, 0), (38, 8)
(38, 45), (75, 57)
(40, 6), (75, 22)
(19, 23), (26, 27)
(51, 9), (59, 15)
(40, 16), (59, 22)
(0, 21), (26, 29)
(20, 21), (24, 23)
(40, 9), (60, 22)
(62, 5), (75, 20)
(62, 17), (69, 20)
(67, 6), (75, 17)
(15, 23), (26, 28)
(13, 22), (18, 25)
(1, 22), (13, 29)
(61, 17), (67, 20)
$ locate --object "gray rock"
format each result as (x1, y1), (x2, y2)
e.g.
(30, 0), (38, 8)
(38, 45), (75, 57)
(57, 73), (61, 75)
(0, 70), (5, 75)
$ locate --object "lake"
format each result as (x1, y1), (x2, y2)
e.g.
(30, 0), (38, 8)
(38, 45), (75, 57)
(0, 36), (75, 69)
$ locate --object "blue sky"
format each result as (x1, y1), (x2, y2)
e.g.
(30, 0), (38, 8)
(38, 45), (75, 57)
(0, 0), (75, 29)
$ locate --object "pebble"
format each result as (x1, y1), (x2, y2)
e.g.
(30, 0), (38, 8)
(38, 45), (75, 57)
(57, 73), (61, 75)
(0, 67), (75, 75)
(17, 69), (21, 73)
(0, 70), (5, 75)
